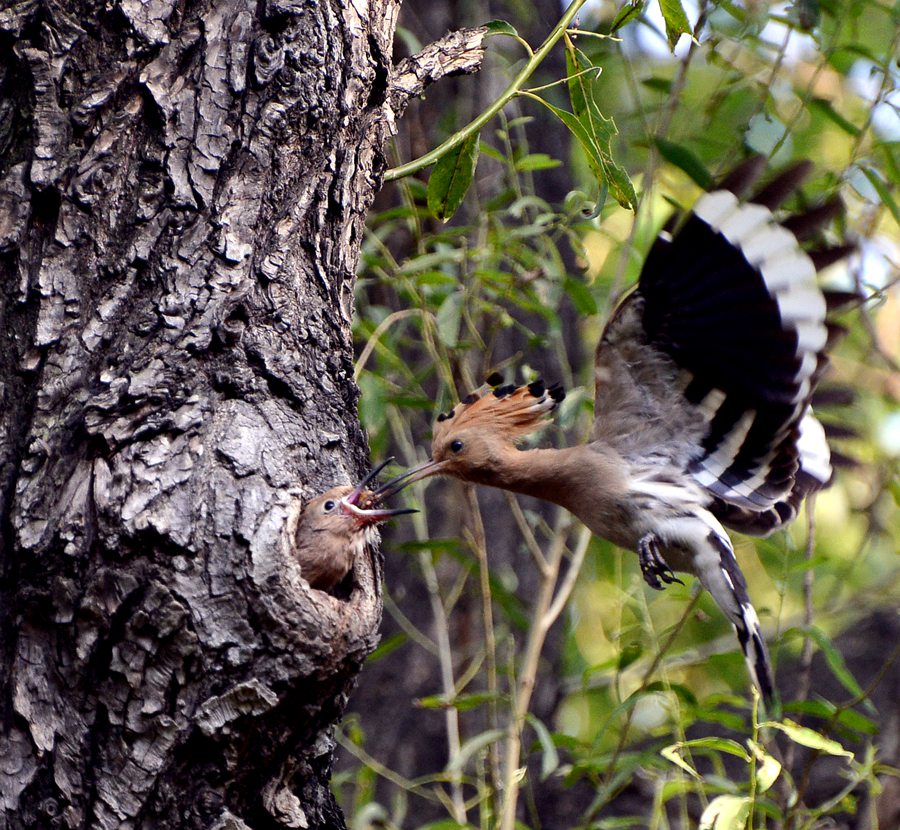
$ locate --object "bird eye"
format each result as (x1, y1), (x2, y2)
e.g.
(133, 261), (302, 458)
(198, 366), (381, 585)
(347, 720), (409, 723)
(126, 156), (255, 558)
(323, 500), (337, 512)
(450, 439), (464, 453)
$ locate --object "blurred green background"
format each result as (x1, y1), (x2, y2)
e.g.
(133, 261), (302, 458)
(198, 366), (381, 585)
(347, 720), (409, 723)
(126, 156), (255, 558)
(340, 1), (900, 827)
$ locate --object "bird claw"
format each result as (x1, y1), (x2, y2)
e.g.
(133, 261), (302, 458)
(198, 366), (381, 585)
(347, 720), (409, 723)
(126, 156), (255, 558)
(637, 534), (683, 590)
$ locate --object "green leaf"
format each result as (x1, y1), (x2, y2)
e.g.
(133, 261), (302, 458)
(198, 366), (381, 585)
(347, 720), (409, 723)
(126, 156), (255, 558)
(679, 737), (752, 762)
(653, 138), (713, 189)
(788, 700), (879, 736)
(415, 691), (505, 711)
(661, 744), (702, 780)
(611, 0), (645, 33)
(808, 97), (861, 136)
(783, 626), (875, 713)
(427, 133), (481, 221)
(515, 153), (562, 172)
(526, 714), (560, 780)
(397, 249), (463, 275)
(803, 625), (874, 710)
(642, 76), (673, 93)
(435, 292), (464, 347)
(764, 719), (855, 758)
(861, 166), (900, 229)
(700, 795), (751, 830)
(483, 19), (519, 37)
(747, 739), (781, 793)
(546, 35), (636, 210)
(366, 632), (407, 663)
(658, 0), (692, 50)
(564, 277), (598, 315)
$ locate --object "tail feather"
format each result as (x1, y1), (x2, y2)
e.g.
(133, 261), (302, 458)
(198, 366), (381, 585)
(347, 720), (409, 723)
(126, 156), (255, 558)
(703, 531), (776, 704)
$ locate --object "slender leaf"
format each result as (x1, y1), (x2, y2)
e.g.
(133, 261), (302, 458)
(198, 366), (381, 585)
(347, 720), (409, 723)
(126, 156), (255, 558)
(764, 719), (854, 758)
(564, 277), (598, 315)
(654, 138), (713, 188)
(416, 691), (505, 711)
(446, 729), (505, 773)
(435, 292), (463, 347)
(366, 632), (408, 663)
(515, 153), (562, 172)
(861, 166), (900, 229)
(808, 98), (861, 136)
(611, 0), (646, 33)
(660, 744), (702, 780)
(804, 625), (875, 710)
(526, 714), (560, 780)
(658, 0), (692, 50)
(545, 35), (636, 209)
(427, 133), (481, 221)
(679, 737), (752, 761)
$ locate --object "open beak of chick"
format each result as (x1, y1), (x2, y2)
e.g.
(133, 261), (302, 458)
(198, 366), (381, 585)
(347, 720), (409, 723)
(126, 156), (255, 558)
(338, 458), (420, 526)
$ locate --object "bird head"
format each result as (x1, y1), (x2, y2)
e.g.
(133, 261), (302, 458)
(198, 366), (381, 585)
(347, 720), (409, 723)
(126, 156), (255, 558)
(380, 377), (565, 489)
(293, 460), (418, 591)
(298, 459), (418, 539)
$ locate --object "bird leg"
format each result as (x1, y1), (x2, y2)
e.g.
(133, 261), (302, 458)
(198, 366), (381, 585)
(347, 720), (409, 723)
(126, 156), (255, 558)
(637, 534), (684, 590)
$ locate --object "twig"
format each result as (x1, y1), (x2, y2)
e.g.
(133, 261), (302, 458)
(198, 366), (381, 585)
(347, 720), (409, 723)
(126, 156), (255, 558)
(463, 485), (502, 814)
(498, 519), (577, 830)
(388, 411), (468, 823)
(355, 309), (425, 380)
(504, 492), (551, 576)
(385, 0), (592, 181)
(783, 496), (817, 773)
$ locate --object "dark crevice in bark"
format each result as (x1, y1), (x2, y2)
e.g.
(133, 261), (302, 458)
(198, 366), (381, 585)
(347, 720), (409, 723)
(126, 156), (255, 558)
(82, 703), (111, 828)
(0, 41), (34, 174)
(82, 582), (149, 690)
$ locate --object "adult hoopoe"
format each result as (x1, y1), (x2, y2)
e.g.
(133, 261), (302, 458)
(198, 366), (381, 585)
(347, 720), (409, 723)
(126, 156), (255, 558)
(386, 157), (853, 704)
(293, 459), (416, 592)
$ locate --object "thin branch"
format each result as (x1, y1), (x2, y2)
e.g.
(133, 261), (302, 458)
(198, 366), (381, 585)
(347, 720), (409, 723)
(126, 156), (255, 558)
(384, 0), (592, 182)
(498, 520), (573, 830)
(783, 497), (818, 778)
(504, 492), (551, 576)
(463, 485), (502, 813)
(388, 411), (467, 823)
(388, 27), (488, 119)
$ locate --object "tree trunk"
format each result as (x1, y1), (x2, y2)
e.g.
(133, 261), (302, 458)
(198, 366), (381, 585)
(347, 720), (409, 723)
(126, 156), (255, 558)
(0, 2), (483, 827)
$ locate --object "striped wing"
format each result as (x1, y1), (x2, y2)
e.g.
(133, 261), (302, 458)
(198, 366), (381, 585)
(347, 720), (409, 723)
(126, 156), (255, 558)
(593, 158), (849, 534)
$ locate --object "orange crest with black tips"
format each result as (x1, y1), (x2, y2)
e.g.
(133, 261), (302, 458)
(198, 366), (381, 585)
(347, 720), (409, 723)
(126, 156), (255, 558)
(433, 379), (565, 445)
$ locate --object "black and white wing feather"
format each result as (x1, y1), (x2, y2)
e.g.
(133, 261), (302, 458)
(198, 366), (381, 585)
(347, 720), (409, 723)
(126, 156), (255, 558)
(593, 158), (849, 535)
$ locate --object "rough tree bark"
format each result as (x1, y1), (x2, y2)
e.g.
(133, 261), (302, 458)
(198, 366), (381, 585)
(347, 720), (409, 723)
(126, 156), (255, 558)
(0, 2), (483, 827)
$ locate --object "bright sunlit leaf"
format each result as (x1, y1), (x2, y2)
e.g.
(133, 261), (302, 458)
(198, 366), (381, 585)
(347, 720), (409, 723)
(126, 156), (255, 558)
(700, 795), (751, 830)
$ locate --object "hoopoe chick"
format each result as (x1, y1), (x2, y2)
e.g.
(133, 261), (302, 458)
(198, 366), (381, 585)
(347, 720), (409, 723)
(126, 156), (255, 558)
(294, 460), (416, 592)
(388, 158), (855, 705)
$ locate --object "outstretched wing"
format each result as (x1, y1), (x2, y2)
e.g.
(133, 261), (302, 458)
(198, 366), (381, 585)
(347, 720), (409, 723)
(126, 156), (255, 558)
(592, 158), (851, 534)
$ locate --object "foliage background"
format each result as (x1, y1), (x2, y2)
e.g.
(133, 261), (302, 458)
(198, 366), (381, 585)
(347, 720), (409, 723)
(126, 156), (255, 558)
(341, 1), (900, 827)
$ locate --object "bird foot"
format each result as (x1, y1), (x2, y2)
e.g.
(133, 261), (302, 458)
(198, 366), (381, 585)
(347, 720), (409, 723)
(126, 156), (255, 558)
(637, 534), (684, 591)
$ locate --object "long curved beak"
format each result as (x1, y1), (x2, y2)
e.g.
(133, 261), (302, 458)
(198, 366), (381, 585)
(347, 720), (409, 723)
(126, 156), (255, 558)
(370, 458), (449, 501)
(340, 458), (420, 523)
